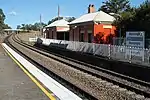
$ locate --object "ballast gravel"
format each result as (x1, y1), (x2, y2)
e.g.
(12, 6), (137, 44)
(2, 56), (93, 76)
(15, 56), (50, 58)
(9, 36), (148, 100)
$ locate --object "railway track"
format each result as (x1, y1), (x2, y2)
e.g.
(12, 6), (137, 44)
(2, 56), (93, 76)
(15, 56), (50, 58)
(5, 35), (97, 100)
(5, 34), (150, 99)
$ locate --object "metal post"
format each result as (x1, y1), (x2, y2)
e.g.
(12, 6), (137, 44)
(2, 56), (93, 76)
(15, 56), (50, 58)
(148, 49), (150, 64)
(119, 28), (121, 45)
(129, 47), (132, 63)
(93, 43), (95, 55)
(142, 48), (145, 62)
(108, 44), (111, 59)
(64, 32), (66, 49)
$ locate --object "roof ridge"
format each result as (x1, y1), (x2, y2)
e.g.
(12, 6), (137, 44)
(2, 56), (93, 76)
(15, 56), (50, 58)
(93, 11), (100, 22)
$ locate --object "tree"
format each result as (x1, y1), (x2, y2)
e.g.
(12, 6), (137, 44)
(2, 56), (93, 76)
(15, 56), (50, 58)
(0, 8), (11, 34)
(65, 17), (76, 22)
(48, 17), (63, 25)
(113, 7), (136, 37)
(17, 25), (21, 29)
(3, 24), (11, 29)
(117, 0), (150, 36)
(0, 8), (5, 23)
(111, 0), (150, 47)
(17, 22), (47, 31)
(98, 0), (130, 14)
(94, 32), (105, 43)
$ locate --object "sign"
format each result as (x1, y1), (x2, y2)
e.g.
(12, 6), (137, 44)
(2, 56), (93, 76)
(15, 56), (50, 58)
(29, 37), (37, 42)
(103, 25), (112, 29)
(125, 31), (145, 59)
(126, 31), (145, 48)
(56, 27), (69, 32)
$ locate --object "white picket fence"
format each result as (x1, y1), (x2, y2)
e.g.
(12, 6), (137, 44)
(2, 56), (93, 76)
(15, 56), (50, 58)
(37, 38), (150, 65)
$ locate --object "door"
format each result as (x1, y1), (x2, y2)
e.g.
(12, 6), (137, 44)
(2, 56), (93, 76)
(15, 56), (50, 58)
(79, 30), (84, 42)
(80, 33), (84, 42)
(88, 33), (92, 43)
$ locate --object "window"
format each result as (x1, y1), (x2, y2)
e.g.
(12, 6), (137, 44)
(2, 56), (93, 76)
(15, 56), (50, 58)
(88, 33), (92, 43)
(80, 33), (84, 42)
(73, 29), (74, 41)
(47, 31), (50, 38)
(52, 31), (53, 39)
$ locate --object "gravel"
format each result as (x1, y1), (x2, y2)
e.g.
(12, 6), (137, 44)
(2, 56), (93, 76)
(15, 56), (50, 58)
(8, 35), (148, 100)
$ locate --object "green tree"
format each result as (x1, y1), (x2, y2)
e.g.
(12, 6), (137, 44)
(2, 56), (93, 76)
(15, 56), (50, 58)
(113, 7), (136, 37)
(48, 17), (63, 25)
(17, 22), (47, 31)
(65, 17), (76, 22)
(116, 0), (150, 36)
(3, 24), (11, 29)
(0, 8), (5, 23)
(17, 25), (21, 29)
(0, 8), (11, 34)
(99, 0), (130, 14)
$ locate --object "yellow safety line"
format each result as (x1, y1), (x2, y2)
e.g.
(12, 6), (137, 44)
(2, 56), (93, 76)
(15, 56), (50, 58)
(2, 44), (56, 100)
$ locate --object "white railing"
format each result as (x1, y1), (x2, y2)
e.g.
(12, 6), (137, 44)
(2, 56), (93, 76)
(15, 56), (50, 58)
(38, 38), (150, 65)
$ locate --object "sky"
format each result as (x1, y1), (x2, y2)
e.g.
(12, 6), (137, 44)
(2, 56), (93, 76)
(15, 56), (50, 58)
(0, 0), (145, 29)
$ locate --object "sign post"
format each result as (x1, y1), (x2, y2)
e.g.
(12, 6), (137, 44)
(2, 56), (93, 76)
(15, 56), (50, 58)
(126, 31), (145, 61)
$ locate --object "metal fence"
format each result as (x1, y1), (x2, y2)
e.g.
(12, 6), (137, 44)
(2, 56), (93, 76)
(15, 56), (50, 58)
(113, 37), (150, 49)
(39, 38), (150, 66)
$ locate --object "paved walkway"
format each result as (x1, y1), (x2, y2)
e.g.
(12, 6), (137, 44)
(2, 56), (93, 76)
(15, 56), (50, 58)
(0, 38), (49, 100)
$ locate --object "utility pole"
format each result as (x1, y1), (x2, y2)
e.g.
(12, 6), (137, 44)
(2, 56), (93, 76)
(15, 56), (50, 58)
(40, 14), (42, 36)
(58, 5), (60, 20)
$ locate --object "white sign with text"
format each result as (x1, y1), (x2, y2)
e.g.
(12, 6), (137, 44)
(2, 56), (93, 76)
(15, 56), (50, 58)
(126, 31), (145, 59)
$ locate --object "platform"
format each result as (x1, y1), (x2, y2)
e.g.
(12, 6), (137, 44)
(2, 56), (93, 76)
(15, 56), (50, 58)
(0, 44), (49, 100)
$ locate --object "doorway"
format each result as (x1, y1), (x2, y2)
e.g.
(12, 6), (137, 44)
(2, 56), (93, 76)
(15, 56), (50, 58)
(57, 32), (69, 40)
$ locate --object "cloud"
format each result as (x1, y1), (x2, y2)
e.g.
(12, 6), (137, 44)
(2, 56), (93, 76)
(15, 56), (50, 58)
(8, 11), (17, 16)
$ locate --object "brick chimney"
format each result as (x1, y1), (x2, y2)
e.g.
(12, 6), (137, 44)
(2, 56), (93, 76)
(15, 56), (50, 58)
(88, 4), (96, 13)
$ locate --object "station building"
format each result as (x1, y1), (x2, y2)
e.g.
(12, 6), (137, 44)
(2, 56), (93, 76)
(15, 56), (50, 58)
(45, 19), (70, 40)
(69, 4), (116, 44)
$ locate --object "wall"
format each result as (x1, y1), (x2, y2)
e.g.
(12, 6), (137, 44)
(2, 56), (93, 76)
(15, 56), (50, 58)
(69, 22), (94, 42)
(46, 26), (70, 40)
(70, 22), (116, 44)
(94, 24), (116, 43)
(46, 27), (57, 39)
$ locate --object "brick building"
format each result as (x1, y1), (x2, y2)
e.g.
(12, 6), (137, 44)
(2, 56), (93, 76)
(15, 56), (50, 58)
(45, 19), (70, 40)
(69, 4), (116, 44)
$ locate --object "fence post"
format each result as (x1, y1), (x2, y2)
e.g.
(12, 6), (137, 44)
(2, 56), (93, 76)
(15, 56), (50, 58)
(73, 41), (75, 51)
(148, 49), (150, 64)
(129, 46), (132, 63)
(64, 40), (66, 49)
(142, 48), (145, 62)
(93, 43), (95, 55)
(75, 41), (76, 51)
(108, 44), (111, 59)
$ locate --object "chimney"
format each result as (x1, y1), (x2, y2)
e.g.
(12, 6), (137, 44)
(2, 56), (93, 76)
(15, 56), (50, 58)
(88, 4), (95, 13)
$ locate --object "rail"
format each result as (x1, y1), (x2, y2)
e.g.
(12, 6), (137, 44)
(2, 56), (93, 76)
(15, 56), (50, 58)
(13, 34), (150, 99)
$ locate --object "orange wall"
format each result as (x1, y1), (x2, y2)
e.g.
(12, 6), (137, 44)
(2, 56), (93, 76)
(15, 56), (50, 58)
(70, 23), (116, 43)
(94, 24), (103, 36)
(94, 24), (115, 35)
(94, 24), (116, 42)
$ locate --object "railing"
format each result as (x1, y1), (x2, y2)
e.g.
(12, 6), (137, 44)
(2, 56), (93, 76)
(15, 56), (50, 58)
(39, 38), (150, 66)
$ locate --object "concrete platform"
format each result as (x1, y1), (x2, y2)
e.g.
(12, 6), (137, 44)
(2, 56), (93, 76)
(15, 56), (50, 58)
(0, 44), (49, 100)
(2, 42), (82, 100)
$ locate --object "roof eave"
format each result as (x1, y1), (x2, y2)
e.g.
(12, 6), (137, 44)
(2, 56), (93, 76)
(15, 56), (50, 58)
(69, 21), (94, 25)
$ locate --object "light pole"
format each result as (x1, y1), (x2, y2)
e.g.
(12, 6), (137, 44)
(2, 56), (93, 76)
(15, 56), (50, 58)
(109, 13), (122, 45)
